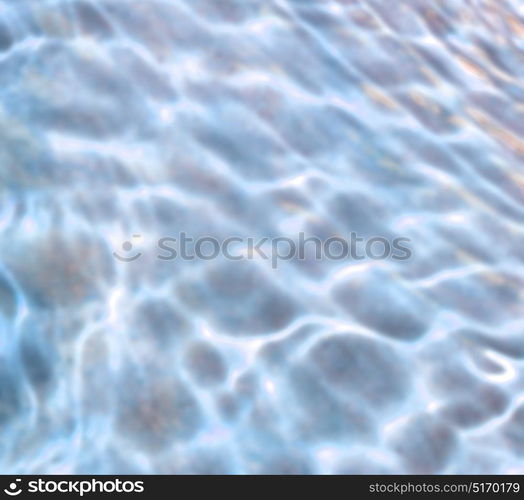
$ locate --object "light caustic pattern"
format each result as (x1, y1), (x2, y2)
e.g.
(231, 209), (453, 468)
(0, 0), (523, 474)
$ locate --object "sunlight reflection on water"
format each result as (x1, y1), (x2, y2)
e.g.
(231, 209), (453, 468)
(0, 0), (524, 474)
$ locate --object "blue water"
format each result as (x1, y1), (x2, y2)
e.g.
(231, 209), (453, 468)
(1, 0), (524, 474)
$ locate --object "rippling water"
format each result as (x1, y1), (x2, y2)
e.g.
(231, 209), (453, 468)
(1, 0), (524, 474)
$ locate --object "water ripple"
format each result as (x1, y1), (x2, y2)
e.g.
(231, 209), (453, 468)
(0, 0), (523, 474)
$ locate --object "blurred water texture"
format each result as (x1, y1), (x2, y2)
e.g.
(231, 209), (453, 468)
(0, 0), (524, 474)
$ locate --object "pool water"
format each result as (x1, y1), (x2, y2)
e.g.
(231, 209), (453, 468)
(0, 0), (523, 474)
